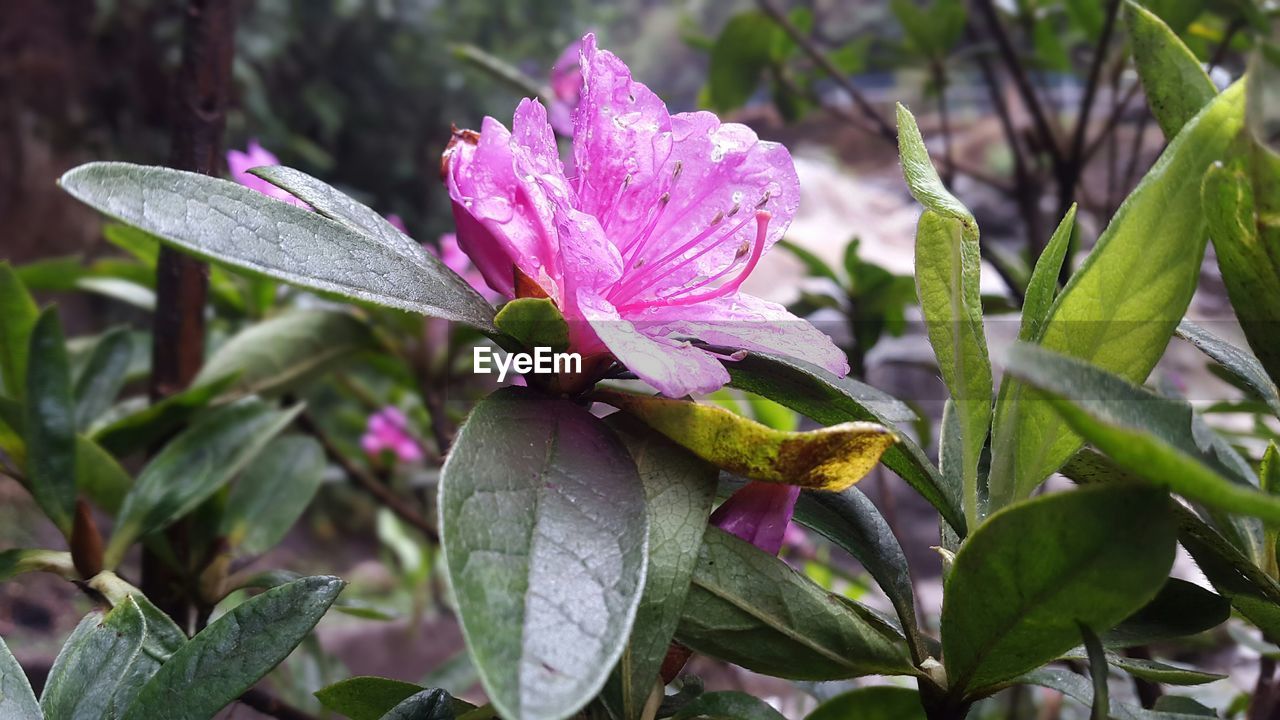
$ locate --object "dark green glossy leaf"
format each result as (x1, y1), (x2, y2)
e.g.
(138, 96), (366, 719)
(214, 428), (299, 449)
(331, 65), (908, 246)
(1124, 0), (1217, 139)
(379, 689), (471, 719)
(1017, 668), (1208, 720)
(0, 261), (38, 401)
(806, 686), (925, 720)
(897, 103), (991, 531)
(943, 484), (1177, 694)
(58, 162), (496, 331)
(124, 576), (343, 720)
(40, 597), (149, 719)
(989, 81), (1245, 508)
(792, 487), (922, 662)
(76, 434), (132, 516)
(603, 418), (717, 720)
(1104, 578), (1231, 647)
(440, 388), (648, 720)
(0, 631), (40, 720)
(195, 310), (375, 398)
(315, 677), (424, 720)
(222, 434), (326, 556)
(24, 308), (77, 535)
(73, 327), (134, 431)
(1152, 697), (1217, 717)
(676, 527), (916, 680)
(1006, 343), (1280, 526)
(1058, 650), (1225, 686)
(90, 374), (236, 457)
(105, 400), (302, 567)
(671, 691), (786, 720)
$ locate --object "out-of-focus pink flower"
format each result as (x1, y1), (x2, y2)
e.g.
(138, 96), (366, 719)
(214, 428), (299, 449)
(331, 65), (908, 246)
(710, 482), (800, 556)
(386, 213), (409, 234)
(226, 140), (307, 207)
(442, 34), (847, 398)
(548, 39), (584, 136)
(361, 407), (424, 464)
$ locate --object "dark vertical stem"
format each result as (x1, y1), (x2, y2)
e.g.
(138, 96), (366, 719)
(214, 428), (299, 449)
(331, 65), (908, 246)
(1251, 656), (1277, 720)
(143, 0), (234, 631)
(1059, 0), (1122, 217)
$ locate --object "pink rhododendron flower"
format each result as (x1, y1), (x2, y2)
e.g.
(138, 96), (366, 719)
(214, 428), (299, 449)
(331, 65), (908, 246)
(443, 34), (847, 397)
(361, 407), (424, 464)
(710, 482), (800, 556)
(226, 140), (307, 207)
(547, 39), (584, 136)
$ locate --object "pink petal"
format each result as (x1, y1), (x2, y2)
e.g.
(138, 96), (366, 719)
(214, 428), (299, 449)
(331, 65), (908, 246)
(226, 140), (307, 207)
(444, 110), (568, 302)
(710, 482), (801, 556)
(386, 214), (409, 234)
(578, 290), (728, 397)
(622, 112), (800, 298)
(572, 34), (675, 250)
(636, 293), (849, 376)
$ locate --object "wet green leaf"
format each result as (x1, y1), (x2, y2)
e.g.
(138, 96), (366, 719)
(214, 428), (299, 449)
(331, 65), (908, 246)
(440, 388), (647, 720)
(58, 162), (496, 331)
(73, 327), (134, 431)
(0, 261), (39, 401)
(806, 686), (926, 720)
(493, 298), (569, 352)
(671, 691), (786, 720)
(24, 308), (77, 535)
(315, 676), (425, 720)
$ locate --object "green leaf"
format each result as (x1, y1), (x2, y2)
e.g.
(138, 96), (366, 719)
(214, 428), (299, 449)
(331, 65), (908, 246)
(778, 239), (839, 283)
(1177, 319), (1280, 416)
(1005, 343), (1280, 526)
(892, 0), (966, 58)
(1201, 157), (1280, 389)
(24, 308), (78, 535)
(195, 309), (375, 398)
(440, 388), (648, 720)
(708, 12), (778, 112)
(792, 487), (923, 662)
(1152, 696), (1217, 717)
(1019, 205), (1076, 343)
(90, 375), (236, 457)
(721, 350), (962, 535)
(493, 298), (570, 352)
(1103, 578), (1231, 647)
(988, 80), (1245, 508)
(0, 549), (75, 582)
(40, 597), (153, 719)
(1016, 668), (1204, 720)
(378, 689), (463, 719)
(1060, 649), (1226, 686)
(671, 691), (786, 720)
(1081, 625), (1109, 720)
(676, 527), (916, 680)
(105, 400), (303, 567)
(58, 162), (496, 332)
(124, 575), (343, 720)
(75, 434), (133, 516)
(221, 434), (326, 556)
(0, 631), (40, 720)
(315, 677), (424, 720)
(942, 484), (1177, 695)
(597, 388), (896, 493)
(0, 262), (39, 401)
(806, 686), (926, 720)
(73, 327), (134, 431)
(1124, 0), (1217, 139)
(602, 419), (717, 720)
(897, 103), (991, 529)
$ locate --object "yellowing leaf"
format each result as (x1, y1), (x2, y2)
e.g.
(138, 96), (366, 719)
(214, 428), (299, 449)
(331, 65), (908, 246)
(595, 389), (896, 492)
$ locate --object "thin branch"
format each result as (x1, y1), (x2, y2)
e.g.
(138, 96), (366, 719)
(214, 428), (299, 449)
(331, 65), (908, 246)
(1082, 81), (1142, 164)
(756, 0), (897, 142)
(1060, 0), (1122, 214)
(1209, 18), (1244, 75)
(296, 412), (440, 543)
(972, 0), (1064, 169)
